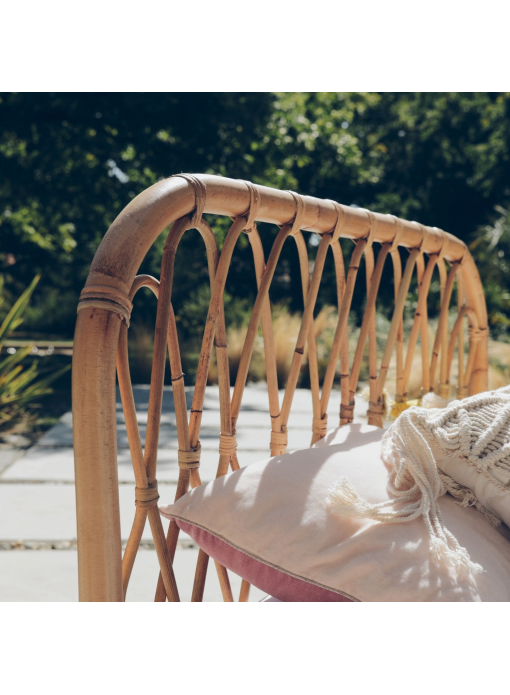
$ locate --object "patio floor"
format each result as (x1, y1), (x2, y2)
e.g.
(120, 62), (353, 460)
(0, 383), (370, 601)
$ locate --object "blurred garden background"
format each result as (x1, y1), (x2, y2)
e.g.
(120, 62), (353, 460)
(2, 92), (510, 444)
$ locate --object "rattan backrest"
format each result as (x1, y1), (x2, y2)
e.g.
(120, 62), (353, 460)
(73, 175), (489, 601)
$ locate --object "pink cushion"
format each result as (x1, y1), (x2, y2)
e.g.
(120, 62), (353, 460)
(161, 424), (510, 602)
(176, 519), (354, 602)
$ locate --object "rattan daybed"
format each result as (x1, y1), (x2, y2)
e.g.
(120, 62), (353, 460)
(73, 174), (489, 601)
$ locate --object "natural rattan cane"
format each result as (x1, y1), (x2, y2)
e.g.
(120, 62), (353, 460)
(73, 174), (489, 602)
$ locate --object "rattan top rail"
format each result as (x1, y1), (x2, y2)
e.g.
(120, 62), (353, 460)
(85, 174), (479, 294)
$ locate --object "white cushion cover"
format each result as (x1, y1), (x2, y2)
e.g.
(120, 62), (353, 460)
(162, 423), (510, 602)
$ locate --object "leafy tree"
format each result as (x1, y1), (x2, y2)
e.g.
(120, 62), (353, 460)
(259, 92), (510, 318)
(2, 92), (510, 342)
(0, 92), (275, 335)
(472, 206), (510, 336)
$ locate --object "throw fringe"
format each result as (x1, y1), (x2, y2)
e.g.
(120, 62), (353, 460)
(327, 406), (486, 576)
(327, 387), (510, 576)
(439, 472), (501, 528)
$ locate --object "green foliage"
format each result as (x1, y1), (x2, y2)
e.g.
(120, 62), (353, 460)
(0, 92), (275, 336)
(256, 92), (510, 316)
(263, 93), (510, 226)
(0, 276), (70, 432)
(1, 93), (510, 344)
(0, 275), (40, 341)
(471, 206), (510, 337)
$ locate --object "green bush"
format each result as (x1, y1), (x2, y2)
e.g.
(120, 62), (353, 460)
(0, 275), (70, 433)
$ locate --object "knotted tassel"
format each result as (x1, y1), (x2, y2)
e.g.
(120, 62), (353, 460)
(326, 477), (376, 518)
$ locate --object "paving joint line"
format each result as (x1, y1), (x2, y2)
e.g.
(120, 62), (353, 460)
(0, 538), (198, 551)
(0, 479), (183, 485)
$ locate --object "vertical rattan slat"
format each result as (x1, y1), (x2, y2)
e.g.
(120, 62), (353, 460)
(456, 272), (466, 398)
(117, 276), (180, 601)
(401, 253), (438, 399)
(280, 232), (331, 438)
(230, 224), (294, 440)
(391, 249), (405, 402)
(363, 218), (378, 416)
(154, 215), (247, 601)
(430, 263), (460, 395)
(329, 242), (351, 428)
(247, 228), (284, 448)
(352, 243), (391, 427)
(389, 217), (405, 403)
(374, 248), (422, 403)
(290, 230), (323, 432)
(320, 240), (367, 426)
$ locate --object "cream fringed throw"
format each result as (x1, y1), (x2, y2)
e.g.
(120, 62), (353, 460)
(328, 386), (510, 576)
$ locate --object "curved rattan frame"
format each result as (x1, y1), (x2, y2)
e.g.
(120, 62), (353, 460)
(73, 174), (488, 601)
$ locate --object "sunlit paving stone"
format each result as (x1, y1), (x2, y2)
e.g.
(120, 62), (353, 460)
(0, 384), (373, 601)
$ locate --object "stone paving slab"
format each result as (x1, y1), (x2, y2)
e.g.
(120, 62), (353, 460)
(36, 385), (355, 450)
(53, 406), (329, 429)
(0, 483), (180, 541)
(4, 422), (369, 483)
(123, 383), (334, 412)
(0, 548), (267, 602)
(121, 410), (319, 428)
(37, 420), (325, 450)
(1, 447), (273, 483)
(6, 384), (371, 485)
(2, 447), (81, 483)
(0, 448), (25, 476)
(0, 384), (374, 601)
